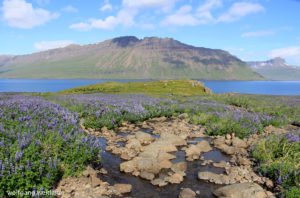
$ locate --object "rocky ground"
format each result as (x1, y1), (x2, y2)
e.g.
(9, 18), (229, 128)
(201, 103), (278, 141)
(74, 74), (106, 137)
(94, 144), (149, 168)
(56, 116), (288, 198)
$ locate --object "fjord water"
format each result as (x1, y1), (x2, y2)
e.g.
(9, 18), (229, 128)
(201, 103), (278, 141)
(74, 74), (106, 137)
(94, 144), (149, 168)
(202, 81), (300, 95)
(0, 79), (300, 95)
(0, 79), (143, 92)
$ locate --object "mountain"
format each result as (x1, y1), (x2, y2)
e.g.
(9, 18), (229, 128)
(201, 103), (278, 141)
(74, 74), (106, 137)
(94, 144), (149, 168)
(247, 57), (300, 80)
(0, 36), (263, 80)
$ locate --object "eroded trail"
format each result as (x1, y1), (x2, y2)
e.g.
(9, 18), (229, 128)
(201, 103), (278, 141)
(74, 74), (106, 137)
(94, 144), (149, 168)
(57, 117), (275, 198)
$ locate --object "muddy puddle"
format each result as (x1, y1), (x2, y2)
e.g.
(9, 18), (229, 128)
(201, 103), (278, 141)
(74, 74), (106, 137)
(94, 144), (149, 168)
(96, 135), (230, 198)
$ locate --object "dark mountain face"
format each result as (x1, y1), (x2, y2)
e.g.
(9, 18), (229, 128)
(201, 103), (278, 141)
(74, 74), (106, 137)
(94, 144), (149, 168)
(0, 36), (262, 80)
(111, 36), (140, 47)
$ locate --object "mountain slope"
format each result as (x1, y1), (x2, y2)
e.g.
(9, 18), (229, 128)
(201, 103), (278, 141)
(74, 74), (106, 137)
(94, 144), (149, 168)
(0, 36), (263, 80)
(248, 57), (300, 80)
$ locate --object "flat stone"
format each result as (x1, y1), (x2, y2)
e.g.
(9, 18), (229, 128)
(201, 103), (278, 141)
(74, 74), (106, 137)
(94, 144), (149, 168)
(140, 171), (155, 180)
(135, 131), (154, 145)
(179, 188), (196, 198)
(113, 184), (132, 194)
(168, 173), (184, 184)
(151, 178), (168, 187)
(171, 162), (187, 173)
(213, 183), (268, 198)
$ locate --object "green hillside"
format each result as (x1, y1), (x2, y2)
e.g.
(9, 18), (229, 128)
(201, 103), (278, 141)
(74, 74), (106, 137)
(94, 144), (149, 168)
(60, 80), (211, 96)
(255, 67), (300, 80)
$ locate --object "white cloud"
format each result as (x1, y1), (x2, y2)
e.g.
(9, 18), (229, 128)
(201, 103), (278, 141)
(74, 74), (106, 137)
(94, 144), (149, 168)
(70, 9), (137, 30)
(62, 5), (78, 13)
(161, 5), (199, 26)
(34, 40), (74, 51)
(218, 2), (264, 22)
(269, 46), (300, 65)
(161, 0), (222, 27)
(241, 30), (274, 38)
(2, 0), (58, 29)
(122, 0), (177, 10)
(100, 0), (113, 12)
(69, 22), (91, 31)
(70, 0), (265, 30)
(196, 0), (222, 24)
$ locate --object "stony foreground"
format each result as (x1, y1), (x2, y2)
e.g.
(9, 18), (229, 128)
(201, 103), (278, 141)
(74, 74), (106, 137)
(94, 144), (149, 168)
(56, 116), (282, 198)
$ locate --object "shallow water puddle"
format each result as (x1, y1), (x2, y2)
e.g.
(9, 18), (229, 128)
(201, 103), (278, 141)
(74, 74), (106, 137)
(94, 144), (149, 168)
(96, 137), (227, 198)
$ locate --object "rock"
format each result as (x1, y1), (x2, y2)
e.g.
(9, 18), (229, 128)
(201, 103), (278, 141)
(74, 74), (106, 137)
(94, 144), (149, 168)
(232, 137), (248, 148)
(266, 191), (275, 198)
(113, 184), (132, 194)
(236, 155), (252, 166)
(265, 179), (274, 189)
(99, 168), (108, 175)
(213, 183), (268, 198)
(140, 171), (155, 181)
(226, 134), (232, 140)
(126, 139), (142, 151)
(135, 131), (154, 145)
(91, 176), (102, 187)
(179, 188), (196, 198)
(198, 171), (227, 184)
(82, 166), (97, 177)
(56, 166), (122, 197)
(160, 160), (173, 169)
(213, 161), (229, 168)
(264, 125), (287, 135)
(185, 140), (212, 161)
(120, 160), (137, 173)
(216, 144), (236, 155)
(151, 178), (168, 187)
(157, 152), (176, 161)
(171, 162), (187, 173)
(120, 152), (132, 160)
(168, 173), (184, 184)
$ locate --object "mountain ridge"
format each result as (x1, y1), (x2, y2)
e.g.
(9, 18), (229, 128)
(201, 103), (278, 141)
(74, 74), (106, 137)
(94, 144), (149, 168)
(0, 36), (263, 80)
(247, 57), (300, 80)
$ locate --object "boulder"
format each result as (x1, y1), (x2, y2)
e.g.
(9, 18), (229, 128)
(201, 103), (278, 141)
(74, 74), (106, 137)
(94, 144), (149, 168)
(179, 188), (196, 198)
(113, 184), (132, 194)
(185, 141), (212, 161)
(213, 183), (268, 198)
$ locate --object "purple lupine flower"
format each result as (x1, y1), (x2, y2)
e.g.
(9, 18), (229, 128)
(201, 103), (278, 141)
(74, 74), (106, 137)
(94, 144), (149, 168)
(285, 132), (300, 143)
(277, 175), (282, 185)
(35, 140), (40, 146)
(27, 160), (31, 171)
(15, 150), (24, 162)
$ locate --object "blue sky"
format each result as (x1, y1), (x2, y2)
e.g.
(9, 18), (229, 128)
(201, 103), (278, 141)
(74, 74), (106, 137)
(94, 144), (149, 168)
(1, 0), (300, 65)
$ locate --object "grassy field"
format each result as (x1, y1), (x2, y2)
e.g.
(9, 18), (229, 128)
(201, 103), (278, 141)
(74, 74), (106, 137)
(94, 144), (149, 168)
(60, 80), (212, 96)
(1, 80), (299, 197)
